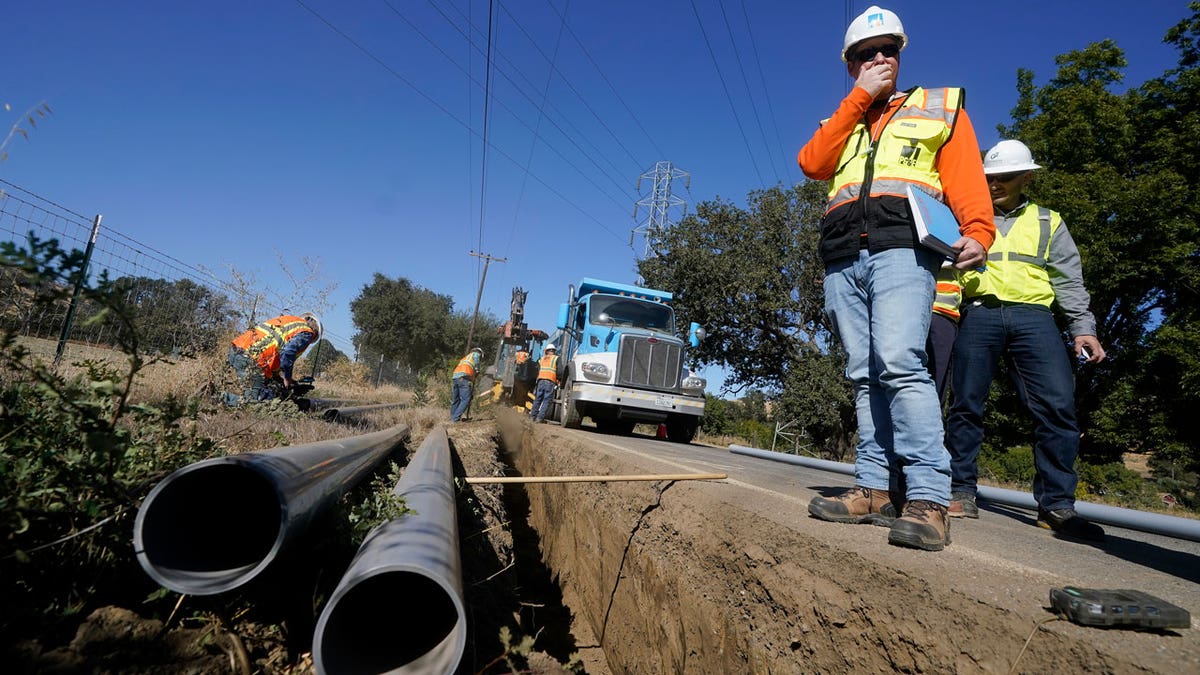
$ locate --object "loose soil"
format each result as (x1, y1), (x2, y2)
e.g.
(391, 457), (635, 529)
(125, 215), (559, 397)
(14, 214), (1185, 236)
(500, 411), (1197, 674)
(6, 405), (1195, 674)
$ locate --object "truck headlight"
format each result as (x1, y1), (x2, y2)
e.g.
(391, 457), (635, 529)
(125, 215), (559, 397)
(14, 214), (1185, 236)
(681, 375), (706, 394)
(581, 362), (610, 381)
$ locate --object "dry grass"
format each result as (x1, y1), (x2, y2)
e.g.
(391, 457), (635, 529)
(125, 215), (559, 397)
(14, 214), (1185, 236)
(11, 334), (442, 457)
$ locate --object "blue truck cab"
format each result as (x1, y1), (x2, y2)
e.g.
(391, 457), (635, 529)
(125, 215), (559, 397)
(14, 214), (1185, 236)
(552, 277), (706, 443)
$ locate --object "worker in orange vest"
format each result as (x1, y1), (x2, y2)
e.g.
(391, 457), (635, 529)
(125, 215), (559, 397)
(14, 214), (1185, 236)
(511, 348), (534, 409)
(530, 344), (564, 423)
(228, 313), (321, 403)
(450, 347), (483, 422)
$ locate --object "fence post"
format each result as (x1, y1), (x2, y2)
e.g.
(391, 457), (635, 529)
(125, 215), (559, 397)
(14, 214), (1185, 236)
(54, 214), (102, 367)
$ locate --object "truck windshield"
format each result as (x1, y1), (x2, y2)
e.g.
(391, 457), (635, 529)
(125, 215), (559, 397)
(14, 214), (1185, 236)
(589, 295), (675, 334)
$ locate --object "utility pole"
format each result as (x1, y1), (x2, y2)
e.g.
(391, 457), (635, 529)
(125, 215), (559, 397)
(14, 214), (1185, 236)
(632, 161), (690, 260)
(465, 250), (506, 352)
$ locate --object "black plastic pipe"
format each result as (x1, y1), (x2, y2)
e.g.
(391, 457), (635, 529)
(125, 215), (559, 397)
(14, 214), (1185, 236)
(133, 424), (410, 595)
(322, 402), (407, 423)
(313, 425), (465, 675)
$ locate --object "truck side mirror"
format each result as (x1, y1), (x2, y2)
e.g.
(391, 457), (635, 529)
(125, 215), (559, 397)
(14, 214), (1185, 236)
(689, 322), (705, 348)
(557, 303), (569, 331)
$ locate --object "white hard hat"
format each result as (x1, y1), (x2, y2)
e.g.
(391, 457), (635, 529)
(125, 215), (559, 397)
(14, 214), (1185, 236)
(983, 140), (1041, 174)
(544, 344), (557, 352)
(842, 5), (908, 62)
(471, 346), (483, 354)
(300, 312), (322, 339)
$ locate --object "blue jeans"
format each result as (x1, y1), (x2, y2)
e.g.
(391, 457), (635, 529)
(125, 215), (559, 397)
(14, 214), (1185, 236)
(946, 301), (1079, 511)
(531, 379), (557, 421)
(450, 377), (473, 421)
(824, 247), (950, 505)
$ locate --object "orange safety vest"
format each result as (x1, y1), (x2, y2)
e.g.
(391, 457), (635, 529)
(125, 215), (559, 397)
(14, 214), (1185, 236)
(515, 350), (530, 365)
(537, 354), (560, 384)
(932, 267), (963, 321)
(231, 315), (316, 379)
(452, 353), (479, 380)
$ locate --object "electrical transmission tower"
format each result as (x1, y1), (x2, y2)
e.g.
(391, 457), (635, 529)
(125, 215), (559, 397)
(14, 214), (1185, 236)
(632, 161), (690, 259)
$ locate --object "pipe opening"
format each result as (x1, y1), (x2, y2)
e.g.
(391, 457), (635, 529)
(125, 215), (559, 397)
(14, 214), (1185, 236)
(319, 571), (463, 674)
(138, 464), (282, 590)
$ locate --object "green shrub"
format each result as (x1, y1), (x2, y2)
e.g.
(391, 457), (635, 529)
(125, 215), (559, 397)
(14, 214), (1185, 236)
(978, 445), (1037, 488)
(0, 236), (217, 630)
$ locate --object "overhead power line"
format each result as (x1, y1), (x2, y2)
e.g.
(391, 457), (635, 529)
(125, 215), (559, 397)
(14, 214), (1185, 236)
(740, 0), (800, 185)
(688, 0), (766, 187)
(291, 0), (628, 245)
(387, 0), (639, 212)
(432, 0), (645, 184)
(539, 0), (667, 161)
(716, 0), (781, 184)
(478, 0), (496, 255)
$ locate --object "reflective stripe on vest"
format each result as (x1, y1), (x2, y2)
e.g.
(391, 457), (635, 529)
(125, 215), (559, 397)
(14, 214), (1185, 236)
(963, 205), (1058, 306)
(231, 315), (312, 377)
(826, 87), (963, 213)
(453, 354), (478, 380)
(537, 354), (559, 384)
(932, 267), (962, 320)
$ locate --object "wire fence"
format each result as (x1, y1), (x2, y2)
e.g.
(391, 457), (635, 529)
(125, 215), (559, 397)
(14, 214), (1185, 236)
(0, 179), (355, 362)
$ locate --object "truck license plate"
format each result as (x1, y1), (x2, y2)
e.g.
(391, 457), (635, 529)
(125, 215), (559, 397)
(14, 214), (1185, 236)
(654, 395), (672, 408)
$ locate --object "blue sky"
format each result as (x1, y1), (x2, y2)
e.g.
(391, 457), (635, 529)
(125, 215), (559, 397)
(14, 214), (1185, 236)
(1, 1), (1190, 393)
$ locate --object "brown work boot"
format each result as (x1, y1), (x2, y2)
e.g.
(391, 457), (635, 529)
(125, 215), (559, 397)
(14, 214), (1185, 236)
(808, 486), (898, 526)
(888, 500), (951, 551)
(947, 491), (979, 519)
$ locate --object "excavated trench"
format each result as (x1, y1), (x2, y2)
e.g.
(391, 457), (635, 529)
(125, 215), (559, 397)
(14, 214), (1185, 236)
(484, 411), (1193, 674)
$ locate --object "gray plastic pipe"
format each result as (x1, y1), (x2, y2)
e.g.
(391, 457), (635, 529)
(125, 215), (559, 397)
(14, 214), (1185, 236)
(729, 444), (1200, 543)
(133, 424), (410, 595)
(314, 425), (466, 675)
(322, 402), (408, 423)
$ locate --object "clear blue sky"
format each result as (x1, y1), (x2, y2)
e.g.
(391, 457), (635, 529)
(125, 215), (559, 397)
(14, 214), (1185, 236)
(1, 1), (1189, 393)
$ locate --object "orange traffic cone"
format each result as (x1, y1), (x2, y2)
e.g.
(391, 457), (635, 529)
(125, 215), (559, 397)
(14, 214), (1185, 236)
(656, 423), (668, 439)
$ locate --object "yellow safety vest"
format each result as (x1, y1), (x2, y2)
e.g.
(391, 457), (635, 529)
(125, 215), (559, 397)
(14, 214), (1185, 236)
(962, 204), (1059, 307)
(826, 87), (963, 213)
(231, 315), (314, 378)
(537, 354), (560, 384)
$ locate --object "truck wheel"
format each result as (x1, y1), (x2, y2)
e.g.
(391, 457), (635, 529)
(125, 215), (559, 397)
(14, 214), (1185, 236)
(559, 379), (582, 429)
(666, 417), (698, 444)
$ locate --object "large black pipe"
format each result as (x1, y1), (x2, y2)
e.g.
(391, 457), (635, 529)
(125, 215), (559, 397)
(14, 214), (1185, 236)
(133, 424), (410, 595)
(313, 425), (465, 675)
(322, 402), (407, 423)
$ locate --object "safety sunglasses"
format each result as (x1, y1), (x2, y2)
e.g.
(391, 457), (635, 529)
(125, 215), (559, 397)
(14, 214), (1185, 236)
(852, 43), (899, 62)
(986, 172), (1027, 183)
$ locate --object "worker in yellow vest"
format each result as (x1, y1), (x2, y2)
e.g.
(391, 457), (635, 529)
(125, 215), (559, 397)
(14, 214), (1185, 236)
(227, 313), (321, 404)
(450, 347), (483, 422)
(798, 5), (995, 552)
(946, 140), (1106, 542)
(530, 344), (564, 423)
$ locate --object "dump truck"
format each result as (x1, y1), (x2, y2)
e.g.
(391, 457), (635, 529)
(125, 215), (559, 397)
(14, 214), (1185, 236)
(552, 277), (706, 443)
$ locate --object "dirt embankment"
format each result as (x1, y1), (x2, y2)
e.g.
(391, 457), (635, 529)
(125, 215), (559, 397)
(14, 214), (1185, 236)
(501, 413), (1183, 674)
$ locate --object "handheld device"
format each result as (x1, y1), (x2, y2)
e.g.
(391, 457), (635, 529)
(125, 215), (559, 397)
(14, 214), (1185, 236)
(1078, 346), (1092, 363)
(1050, 587), (1191, 630)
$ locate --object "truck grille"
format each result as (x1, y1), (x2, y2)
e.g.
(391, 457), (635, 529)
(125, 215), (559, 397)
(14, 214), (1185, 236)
(616, 335), (681, 391)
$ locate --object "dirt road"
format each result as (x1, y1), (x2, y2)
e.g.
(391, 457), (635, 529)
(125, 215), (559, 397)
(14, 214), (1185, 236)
(501, 412), (1200, 673)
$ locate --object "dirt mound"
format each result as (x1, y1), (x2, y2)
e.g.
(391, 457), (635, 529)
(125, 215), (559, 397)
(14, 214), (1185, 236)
(506, 415), (1168, 673)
